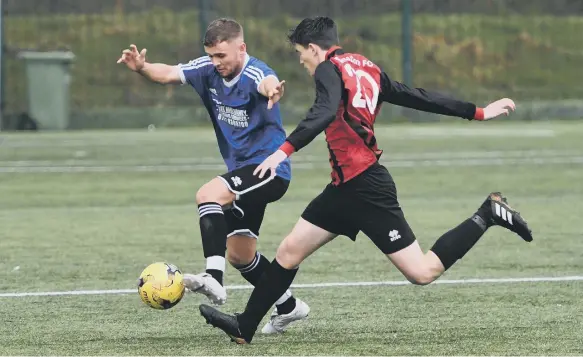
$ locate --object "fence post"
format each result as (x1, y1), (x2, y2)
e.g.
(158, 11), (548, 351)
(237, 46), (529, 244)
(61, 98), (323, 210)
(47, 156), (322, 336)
(401, 0), (413, 87)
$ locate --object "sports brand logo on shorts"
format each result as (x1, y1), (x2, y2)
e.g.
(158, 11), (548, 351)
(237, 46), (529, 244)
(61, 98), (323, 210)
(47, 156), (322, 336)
(389, 230), (401, 242)
(231, 176), (243, 187)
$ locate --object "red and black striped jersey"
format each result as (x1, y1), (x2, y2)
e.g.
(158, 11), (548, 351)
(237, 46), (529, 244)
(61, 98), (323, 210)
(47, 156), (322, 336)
(280, 47), (482, 185)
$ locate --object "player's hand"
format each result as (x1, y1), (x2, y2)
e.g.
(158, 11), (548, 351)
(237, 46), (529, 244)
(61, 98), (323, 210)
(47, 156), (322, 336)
(267, 80), (285, 110)
(253, 150), (287, 179)
(481, 98), (516, 120)
(117, 44), (147, 72)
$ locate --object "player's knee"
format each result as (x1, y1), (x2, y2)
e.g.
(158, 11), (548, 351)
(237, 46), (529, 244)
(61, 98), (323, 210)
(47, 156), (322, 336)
(405, 270), (437, 286)
(226, 248), (255, 267)
(196, 185), (225, 204)
(195, 186), (214, 204)
(275, 242), (301, 270)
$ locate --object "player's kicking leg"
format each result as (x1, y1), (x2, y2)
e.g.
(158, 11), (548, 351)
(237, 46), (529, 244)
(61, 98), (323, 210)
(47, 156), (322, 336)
(224, 220), (309, 334)
(194, 233), (310, 334)
(199, 183), (351, 343)
(200, 217), (337, 343)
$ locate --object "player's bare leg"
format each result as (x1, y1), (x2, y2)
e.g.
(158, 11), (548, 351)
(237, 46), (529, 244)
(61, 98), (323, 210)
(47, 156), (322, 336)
(199, 218), (336, 343)
(388, 192), (532, 285)
(183, 177), (235, 305)
(386, 241), (445, 285)
(275, 218), (337, 269)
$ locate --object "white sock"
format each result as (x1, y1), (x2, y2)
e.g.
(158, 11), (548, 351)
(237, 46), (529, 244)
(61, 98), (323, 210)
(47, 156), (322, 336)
(275, 289), (292, 306)
(206, 256), (226, 272)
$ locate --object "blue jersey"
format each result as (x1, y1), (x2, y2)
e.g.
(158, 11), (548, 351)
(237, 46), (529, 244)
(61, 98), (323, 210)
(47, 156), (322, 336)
(178, 54), (291, 181)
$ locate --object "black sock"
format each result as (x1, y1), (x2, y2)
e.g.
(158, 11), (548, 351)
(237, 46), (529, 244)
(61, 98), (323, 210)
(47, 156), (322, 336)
(430, 215), (488, 271)
(198, 202), (228, 285)
(237, 259), (298, 338)
(476, 198), (494, 228)
(206, 269), (223, 286)
(235, 252), (297, 314)
(236, 252), (269, 285)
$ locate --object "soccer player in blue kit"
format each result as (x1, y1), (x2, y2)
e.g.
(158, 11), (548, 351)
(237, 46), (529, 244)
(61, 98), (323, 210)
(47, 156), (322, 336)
(117, 18), (309, 334)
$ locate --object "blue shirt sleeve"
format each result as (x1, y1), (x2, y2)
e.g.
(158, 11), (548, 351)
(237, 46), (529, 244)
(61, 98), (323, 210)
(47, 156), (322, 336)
(177, 56), (214, 93)
(242, 59), (278, 93)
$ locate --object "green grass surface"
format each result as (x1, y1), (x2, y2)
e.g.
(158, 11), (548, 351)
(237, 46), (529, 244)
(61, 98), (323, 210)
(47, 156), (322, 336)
(1, 120), (582, 355)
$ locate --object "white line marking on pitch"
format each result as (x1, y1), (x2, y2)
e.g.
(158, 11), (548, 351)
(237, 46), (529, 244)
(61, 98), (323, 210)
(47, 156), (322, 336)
(1, 276), (581, 298)
(2, 156), (583, 173)
(1, 150), (579, 167)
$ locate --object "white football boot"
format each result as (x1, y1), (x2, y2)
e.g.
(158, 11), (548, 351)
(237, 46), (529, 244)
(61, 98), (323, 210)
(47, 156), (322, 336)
(261, 298), (310, 334)
(183, 273), (227, 305)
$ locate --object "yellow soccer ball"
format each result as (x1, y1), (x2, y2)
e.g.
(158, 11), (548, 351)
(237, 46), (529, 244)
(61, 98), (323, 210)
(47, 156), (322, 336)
(137, 262), (185, 310)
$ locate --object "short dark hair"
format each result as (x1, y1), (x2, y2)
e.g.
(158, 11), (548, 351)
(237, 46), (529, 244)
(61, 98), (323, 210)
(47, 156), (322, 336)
(203, 18), (243, 47)
(287, 16), (339, 49)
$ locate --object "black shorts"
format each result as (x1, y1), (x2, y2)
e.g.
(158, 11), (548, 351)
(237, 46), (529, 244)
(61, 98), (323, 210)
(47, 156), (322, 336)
(218, 164), (289, 239)
(301, 162), (415, 254)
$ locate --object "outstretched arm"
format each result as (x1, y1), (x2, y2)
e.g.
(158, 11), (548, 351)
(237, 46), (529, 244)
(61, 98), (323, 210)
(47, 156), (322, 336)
(138, 63), (182, 85)
(117, 44), (182, 85)
(379, 72), (515, 120)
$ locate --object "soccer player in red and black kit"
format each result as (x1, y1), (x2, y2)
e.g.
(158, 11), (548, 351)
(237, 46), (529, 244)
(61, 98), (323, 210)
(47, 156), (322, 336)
(198, 16), (533, 344)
